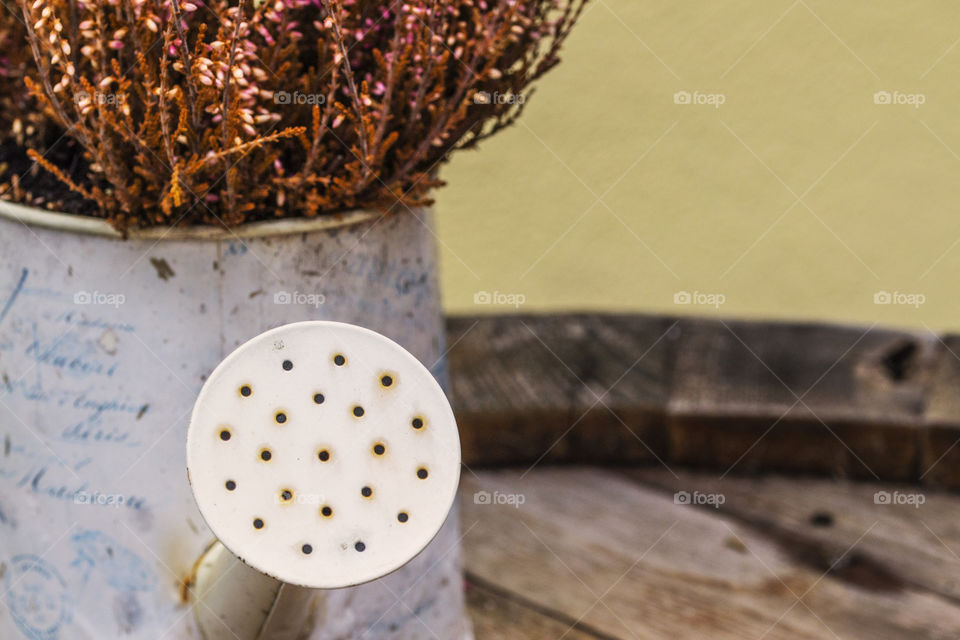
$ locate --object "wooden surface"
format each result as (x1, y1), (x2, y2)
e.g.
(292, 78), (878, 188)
(447, 315), (675, 467)
(446, 314), (960, 486)
(921, 334), (960, 487)
(462, 467), (960, 639)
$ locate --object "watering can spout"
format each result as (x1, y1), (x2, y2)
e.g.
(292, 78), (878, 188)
(190, 541), (319, 640)
(185, 321), (462, 639)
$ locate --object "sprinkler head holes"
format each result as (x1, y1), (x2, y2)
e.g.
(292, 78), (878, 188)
(186, 321), (461, 589)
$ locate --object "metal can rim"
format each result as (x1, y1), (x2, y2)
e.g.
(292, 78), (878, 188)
(0, 199), (379, 241)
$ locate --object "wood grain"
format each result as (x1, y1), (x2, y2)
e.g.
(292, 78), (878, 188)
(628, 467), (960, 603)
(446, 314), (960, 486)
(460, 468), (960, 639)
(447, 314), (676, 467)
(920, 335), (960, 487)
(466, 576), (606, 639)
(666, 318), (939, 480)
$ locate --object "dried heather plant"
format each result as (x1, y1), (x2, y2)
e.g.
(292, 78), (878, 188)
(16, 0), (588, 231)
(1, 4), (59, 150)
(0, 4), (66, 205)
(0, 5), (29, 134)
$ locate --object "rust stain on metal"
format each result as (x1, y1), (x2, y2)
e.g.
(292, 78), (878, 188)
(149, 257), (176, 281)
(180, 539), (217, 604)
(179, 569), (196, 605)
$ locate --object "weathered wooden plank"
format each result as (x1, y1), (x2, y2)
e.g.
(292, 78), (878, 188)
(446, 314), (960, 485)
(460, 469), (960, 639)
(666, 319), (939, 480)
(920, 335), (960, 487)
(466, 576), (605, 639)
(447, 314), (676, 467)
(627, 467), (960, 603)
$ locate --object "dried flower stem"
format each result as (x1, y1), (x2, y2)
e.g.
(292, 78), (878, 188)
(12, 0), (589, 231)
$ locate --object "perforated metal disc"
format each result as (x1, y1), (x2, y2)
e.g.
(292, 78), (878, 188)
(186, 321), (461, 589)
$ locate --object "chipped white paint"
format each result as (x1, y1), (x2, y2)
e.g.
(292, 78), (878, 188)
(0, 204), (471, 640)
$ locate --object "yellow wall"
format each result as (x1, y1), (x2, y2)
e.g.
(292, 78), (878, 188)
(435, 0), (960, 331)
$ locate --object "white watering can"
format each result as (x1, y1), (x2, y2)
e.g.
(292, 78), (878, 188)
(185, 321), (462, 639)
(0, 204), (471, 639)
